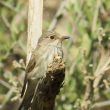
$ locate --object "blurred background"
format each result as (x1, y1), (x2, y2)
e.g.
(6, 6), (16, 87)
(0, 0), (110, 110)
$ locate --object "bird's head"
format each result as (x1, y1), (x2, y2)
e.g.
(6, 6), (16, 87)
(38, 31), (70, 47)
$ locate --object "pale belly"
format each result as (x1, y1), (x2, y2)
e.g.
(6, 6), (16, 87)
(30, 46), (63, 79)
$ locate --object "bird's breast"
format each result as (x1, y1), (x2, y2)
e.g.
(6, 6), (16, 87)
(43, 46), (63, 64)
(31, 46), (63, 79)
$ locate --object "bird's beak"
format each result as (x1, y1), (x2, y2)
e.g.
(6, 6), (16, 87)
(61, 36), (70, 41)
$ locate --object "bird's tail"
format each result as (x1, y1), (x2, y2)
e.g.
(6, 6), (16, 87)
(18, 80), (36, 110)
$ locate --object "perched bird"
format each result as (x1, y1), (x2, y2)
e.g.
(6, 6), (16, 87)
(18, 31), (69, 110)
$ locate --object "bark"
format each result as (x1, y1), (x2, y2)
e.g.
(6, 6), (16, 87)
(31, 56), (65, 110)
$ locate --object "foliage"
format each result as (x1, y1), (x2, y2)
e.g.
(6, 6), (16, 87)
(0, 0), (110, 110)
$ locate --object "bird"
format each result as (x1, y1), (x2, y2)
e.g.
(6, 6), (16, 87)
(18, 31), (69, 110)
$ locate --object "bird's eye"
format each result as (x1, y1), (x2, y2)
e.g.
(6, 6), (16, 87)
(50, 36), (55, 39)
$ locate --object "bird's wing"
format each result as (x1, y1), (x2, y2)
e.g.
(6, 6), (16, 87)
(26, 54), (36, 73)
(19, 77), (37, 110)
(21, 54), (36, 97)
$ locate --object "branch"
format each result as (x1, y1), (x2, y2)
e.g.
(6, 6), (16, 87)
(93, 49), (110, 91)
(30, 56), (65, 110)
(27, 0), (43, 65)
(81, 75), (94, 110)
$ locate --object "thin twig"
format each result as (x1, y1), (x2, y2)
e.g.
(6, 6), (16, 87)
(91, 0), (101, 33)
(48, 0), (68, 31)
(1, 13), (11, 31)
(0, 1), (18, 12)
(92, 100), (110, 108)
(0, 78), (11, 89)
(0, 87), (15, 109)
